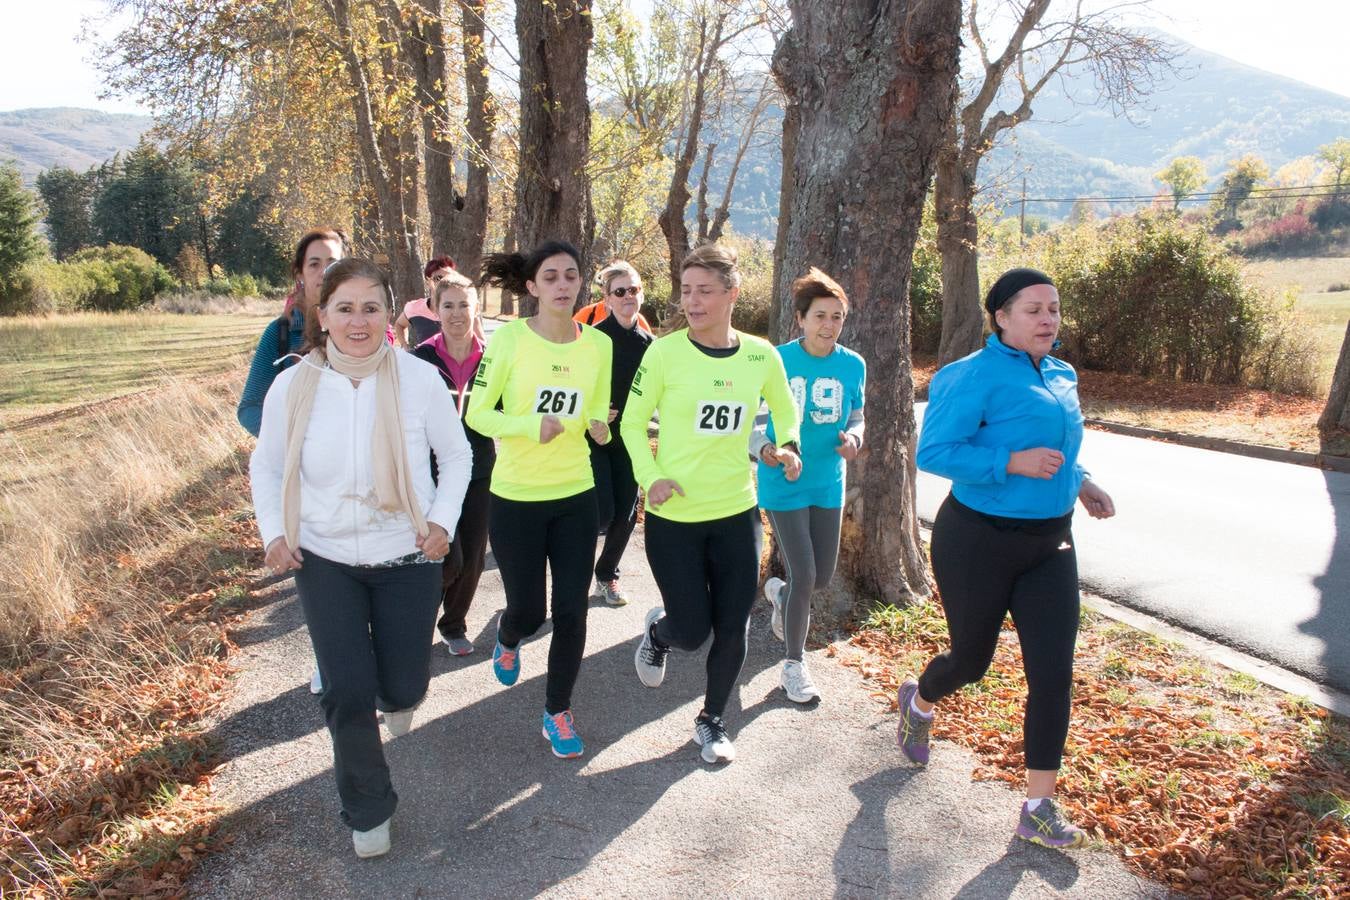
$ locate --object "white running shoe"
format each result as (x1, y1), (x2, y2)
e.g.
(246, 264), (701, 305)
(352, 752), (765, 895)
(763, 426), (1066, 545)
(352, 818), (391, 858)
(634, 607), (669, 688)
(309, 667), (323, 695)
(693, 712), (736, 763)
(382, 707), (416, 737)
(781, 659), (821, 704)
(763, 577), (786, 641)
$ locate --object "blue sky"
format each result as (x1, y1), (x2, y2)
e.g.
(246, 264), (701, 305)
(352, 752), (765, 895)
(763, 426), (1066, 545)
(0, 0), (1348, 115)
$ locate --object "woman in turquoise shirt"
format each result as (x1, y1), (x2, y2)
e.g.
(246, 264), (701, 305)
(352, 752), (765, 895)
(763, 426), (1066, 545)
(899, 268), (1115, 850)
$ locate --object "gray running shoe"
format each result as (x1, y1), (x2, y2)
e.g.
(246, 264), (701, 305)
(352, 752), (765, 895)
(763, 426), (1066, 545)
(634, 607), (669, 687)
(1015, 799), (1088, 849)
(896, 678), (932, 765)
(594, 578), (629, 607)
(693, 712), (736, 763)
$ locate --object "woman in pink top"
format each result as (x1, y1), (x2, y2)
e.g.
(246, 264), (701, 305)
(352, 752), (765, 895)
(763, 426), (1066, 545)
(411, 271), (496, 656)
(397, 256), (457, 348)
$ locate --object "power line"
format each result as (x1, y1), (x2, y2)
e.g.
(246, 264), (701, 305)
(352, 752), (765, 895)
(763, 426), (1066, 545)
(1021, 183), (1347, 205)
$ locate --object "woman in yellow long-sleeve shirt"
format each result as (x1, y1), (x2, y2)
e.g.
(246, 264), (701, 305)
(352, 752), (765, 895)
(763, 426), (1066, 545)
(624, 243), (801, 764)
(469, 240), (612, 760)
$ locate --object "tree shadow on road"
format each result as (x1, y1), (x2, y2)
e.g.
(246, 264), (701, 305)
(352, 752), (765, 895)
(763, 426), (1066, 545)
(1299, 468), (1350, 698)
(192, 625), (791, 897)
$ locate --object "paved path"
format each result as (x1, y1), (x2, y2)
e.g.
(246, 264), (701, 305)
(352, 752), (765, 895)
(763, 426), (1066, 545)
(189, 531), (1157, 897)
(916, 404), (1350, 695)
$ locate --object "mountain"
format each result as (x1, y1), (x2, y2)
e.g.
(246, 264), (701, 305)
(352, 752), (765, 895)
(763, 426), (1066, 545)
(0, 108), (153, 183)
(713, 35), (1350, 235)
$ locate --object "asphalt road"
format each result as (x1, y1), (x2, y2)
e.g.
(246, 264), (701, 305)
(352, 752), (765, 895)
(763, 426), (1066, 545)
(916, 403), (1350, 695)
(189, 530), (1157, 897)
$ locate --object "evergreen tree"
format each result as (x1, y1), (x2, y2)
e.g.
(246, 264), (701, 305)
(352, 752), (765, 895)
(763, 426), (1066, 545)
(93, 142), (200, 266)
(36, 166), (99, 259)
(0, 162), (44, 297)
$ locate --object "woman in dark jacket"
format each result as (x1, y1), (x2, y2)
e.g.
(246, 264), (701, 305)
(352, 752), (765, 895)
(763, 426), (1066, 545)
(411, 271), (496, 656)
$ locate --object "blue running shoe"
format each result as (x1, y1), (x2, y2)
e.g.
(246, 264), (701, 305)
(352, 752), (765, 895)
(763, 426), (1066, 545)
(541, 710), (584, 758)
(493, 625), (521, 686)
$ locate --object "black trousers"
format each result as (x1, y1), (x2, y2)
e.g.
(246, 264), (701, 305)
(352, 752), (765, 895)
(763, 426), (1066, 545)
(489, 489), (598, 714)
(295, 551), (442, 831)
(645, 507), (763, 718)
(918, 494), (1080, 771)
(590, 434), (640, 582)
(437, 475), (492, 639)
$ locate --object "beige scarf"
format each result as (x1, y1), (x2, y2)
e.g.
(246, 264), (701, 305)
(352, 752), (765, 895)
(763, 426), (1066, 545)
(280, 341), (429, 550)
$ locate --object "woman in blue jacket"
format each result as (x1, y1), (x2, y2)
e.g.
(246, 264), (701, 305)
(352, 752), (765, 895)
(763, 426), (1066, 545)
(899, 268), (1115, 850)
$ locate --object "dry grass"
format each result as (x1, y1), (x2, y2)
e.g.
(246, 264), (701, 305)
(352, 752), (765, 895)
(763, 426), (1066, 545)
(0, 361), (263, 895)
(0, 374), (248, 647)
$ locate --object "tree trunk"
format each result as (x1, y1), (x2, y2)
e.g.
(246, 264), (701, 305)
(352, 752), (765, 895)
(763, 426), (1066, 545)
(658, 15), (720, 312)
(330, 0), (424, 302)
(768, 96), (800, 346)
(514, 0), (595, 316)
(771, 0), (960, 608)
(399, 0), (462, 262)
(1320, 321), (1350, 432)
(695, 142), (716, 242)
(456, 0), (494, 277)
(935, 133), (984, 367)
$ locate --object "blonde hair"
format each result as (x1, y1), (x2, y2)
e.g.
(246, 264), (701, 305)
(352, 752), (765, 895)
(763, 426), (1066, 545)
(680, 243), (740, 290)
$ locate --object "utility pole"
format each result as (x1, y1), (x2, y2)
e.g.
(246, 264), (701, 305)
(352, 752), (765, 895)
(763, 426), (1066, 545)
(1019, 176), (1027, 248)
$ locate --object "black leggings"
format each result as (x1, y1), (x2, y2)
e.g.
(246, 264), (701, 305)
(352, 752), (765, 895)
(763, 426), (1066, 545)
(437, 476), (492, 639)
(489, 489), (598, 714)
(590, 434), (640, 581)
(645, 507), (763, 718)
(918, 494), (1080, 771)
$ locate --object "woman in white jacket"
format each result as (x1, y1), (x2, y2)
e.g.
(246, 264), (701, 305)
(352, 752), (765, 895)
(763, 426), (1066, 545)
(250, 258), (472, 859)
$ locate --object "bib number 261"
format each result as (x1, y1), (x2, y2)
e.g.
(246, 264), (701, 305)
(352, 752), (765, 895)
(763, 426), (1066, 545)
(535, 387), (582, 418)
(696, 402), (745, 435)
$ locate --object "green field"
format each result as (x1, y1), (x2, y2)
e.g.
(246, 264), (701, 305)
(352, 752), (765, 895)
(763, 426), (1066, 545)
(0, 312), (272, 420)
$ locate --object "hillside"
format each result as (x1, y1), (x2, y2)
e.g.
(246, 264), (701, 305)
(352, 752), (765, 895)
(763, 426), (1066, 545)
(0, 108), (152, 183)
(3, 33), (1348, 237)
(715, 35), (1350, 235)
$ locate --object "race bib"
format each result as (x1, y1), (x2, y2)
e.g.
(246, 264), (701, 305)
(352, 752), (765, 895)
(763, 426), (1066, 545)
(695, 401), (746, 435)
(534, 387), (583, 418)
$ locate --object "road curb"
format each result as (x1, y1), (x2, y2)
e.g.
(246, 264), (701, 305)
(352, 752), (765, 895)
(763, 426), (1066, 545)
(1084, 417), (1350, 473)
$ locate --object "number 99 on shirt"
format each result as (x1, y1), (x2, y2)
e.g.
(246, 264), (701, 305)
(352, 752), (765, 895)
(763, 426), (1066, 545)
(695, 401), (746, 435)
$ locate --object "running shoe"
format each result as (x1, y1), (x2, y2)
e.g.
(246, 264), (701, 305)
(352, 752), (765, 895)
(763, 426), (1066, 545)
(352, 818), (391, 858)
(309, 666), (323, 695)
(594, 578), (629, 607)
(492, 624), (521, 686)
(896, 678), (932, 765)
(781, 659), (821, 703)
(634, 607), (669, 687)
(693, 712), (736, 763)
(541, 709), (585, 758)
(440, 632), (475, 656)
(381, 707), (416, 737)
(1015, 799), (1088, 849)
(763, 577), (786, 641)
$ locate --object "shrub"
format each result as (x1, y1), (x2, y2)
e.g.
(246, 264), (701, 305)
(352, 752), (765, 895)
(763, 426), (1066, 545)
(909, 218), (943, 355)
(1039, 211), (1318, 395)
(67, 245), (177, 311)
(1238, 212), (1318, 254)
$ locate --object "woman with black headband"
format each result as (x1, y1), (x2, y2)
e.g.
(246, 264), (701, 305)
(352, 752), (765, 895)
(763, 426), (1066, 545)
(898, 267), (1115, 849)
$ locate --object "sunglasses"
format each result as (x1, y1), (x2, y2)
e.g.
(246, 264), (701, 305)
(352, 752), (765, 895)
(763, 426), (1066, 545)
(611, 286), (642, 297)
